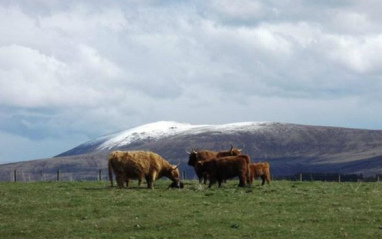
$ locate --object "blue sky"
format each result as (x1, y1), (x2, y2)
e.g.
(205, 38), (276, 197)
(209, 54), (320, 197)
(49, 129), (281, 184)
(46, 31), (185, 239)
(1, 0), (382, 163)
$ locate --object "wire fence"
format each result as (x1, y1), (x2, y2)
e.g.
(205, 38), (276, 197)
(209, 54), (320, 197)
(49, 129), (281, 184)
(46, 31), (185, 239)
(1, 169), (380, 183)
(272, 173), (381, 182)
(0, 169), (189, 182)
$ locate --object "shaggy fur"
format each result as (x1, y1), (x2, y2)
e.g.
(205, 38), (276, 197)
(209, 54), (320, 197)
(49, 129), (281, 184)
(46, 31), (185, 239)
(248, 162), (271, 185)
(108, 151), (180, 189)
(187, 145), (242, 184)
(197, 155), (251, 188)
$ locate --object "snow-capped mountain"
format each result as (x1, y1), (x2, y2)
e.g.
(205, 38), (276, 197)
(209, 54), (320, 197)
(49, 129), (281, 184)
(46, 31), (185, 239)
(51, 120), (382, 177)
(96, 121), (208, 150)
(57, 121), (278, 156)
(2, 121), (382, 181)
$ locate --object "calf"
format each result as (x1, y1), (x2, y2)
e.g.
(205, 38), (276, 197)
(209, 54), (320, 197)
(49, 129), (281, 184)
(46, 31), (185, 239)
(248, 162), (271, 185)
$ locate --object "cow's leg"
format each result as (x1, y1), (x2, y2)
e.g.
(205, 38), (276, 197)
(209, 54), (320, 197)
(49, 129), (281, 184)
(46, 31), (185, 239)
(266, 174), (271, 185)
(247, 172), (252, 184)
(116, 173), (125, 189)
(203, 174), (208, 184)
(145, 176), (150, 189)
(238, 175), (246, 187)
(148, 180), (154, 189)
(138, 178), (142, 187)
(261, 175), (266, 186)
(247, 174), (253, 186)
(125, 178), (130, 188)
(147, 171), (157, 189)
(218, 179), (223, 187)
(196, 170), (203, 184)
(208, 178), (216, 188)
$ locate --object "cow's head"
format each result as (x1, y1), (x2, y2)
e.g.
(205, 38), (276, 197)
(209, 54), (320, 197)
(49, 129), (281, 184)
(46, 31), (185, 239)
(216, 145), (243, 157)
(165, 163), (180, 183)
(228, 144), (242, 156)
(186, 148), (198, 166)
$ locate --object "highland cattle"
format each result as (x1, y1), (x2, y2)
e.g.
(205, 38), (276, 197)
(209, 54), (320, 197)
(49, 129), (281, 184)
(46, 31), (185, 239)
(248, 162), (271, 185)
(186, 145), (242, 183)
(196, 155), (251, 188)
(108, 151), (180, 189)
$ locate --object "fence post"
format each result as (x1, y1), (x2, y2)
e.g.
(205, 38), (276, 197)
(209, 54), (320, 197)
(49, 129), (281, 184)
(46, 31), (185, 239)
(98, 169), (102, 181)
(40, 170), (43, 181)
(299, 173), (302, 182)
(13, 170), (17, 182)
(57, 170), (60, 182)
(183, 171), (186, 180)
(338, 174), (341, 183)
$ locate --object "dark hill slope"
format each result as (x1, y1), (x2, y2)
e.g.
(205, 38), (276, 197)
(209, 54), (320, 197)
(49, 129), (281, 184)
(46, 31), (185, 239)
(1, 122), (382, 181)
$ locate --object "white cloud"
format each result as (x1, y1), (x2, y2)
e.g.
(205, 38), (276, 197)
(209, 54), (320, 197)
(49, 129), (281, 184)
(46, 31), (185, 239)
(1, 0), (382, 162)
(0, 44), (125, 108)
(0, 45), (67, 107)
(211, 0), (267, 21)
(330, 11), (375, 34)
(324, 34), (382, 73)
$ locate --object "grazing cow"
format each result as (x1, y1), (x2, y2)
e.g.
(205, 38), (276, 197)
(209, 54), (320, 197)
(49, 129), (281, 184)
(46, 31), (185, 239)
(186, 145), (242, 183)
(108, 151), (180, 189)
(248, 162), (271, 185)
(196, 155), (251, 188)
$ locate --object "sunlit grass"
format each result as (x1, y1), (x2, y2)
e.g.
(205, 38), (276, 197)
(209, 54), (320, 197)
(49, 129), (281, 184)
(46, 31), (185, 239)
(0, 180), (381, 238)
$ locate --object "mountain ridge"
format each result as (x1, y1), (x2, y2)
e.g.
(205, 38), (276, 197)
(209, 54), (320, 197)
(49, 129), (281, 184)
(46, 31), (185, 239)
(56, 121), (281, 157)
(1, 121), (382, 181)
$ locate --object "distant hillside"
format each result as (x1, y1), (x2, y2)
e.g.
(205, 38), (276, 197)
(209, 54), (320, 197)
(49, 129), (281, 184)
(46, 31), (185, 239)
(1, 121), (382, 181)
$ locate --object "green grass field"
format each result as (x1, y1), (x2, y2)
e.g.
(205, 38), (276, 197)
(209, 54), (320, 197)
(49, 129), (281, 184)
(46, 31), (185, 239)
(0, 180), (381, 239)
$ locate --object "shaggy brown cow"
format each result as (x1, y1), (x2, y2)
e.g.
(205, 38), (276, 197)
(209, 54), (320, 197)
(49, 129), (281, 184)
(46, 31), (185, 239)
(108, 151), (180, 189)
(196, 155), (251, 188)
(248, 162), (271, 185)
(186, 145), (242, 183)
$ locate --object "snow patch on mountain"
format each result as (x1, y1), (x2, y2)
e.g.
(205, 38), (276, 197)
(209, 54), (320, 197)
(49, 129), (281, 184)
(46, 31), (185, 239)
(97, 121), (200, 150)
(95, 121), (277, 150)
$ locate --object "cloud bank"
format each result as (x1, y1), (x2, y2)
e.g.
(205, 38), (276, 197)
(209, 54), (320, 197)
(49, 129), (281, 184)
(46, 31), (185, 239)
(1, 0), (382, 162)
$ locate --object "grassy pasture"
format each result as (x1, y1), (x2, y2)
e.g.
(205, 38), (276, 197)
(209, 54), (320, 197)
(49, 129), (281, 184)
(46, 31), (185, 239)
(0, 180), (381, 239)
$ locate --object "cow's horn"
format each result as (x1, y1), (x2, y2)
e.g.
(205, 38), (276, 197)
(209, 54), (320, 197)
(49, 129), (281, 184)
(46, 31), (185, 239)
(192, 148), (197, 154)
(173, 160), (181, 170)
(238, 144), (245, 152)
(185, 149), (191, 155)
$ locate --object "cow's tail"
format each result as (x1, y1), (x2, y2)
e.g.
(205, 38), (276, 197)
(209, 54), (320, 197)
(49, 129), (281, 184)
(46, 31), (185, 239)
(108, 157), (114, 187)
